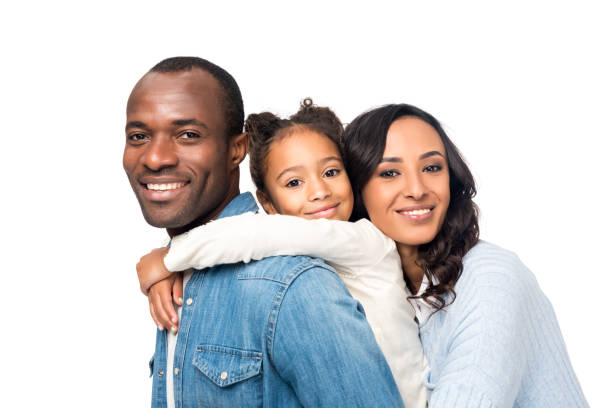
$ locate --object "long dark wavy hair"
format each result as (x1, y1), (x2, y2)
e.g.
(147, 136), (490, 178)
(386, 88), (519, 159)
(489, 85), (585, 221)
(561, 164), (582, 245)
(344, 104), (479, 311)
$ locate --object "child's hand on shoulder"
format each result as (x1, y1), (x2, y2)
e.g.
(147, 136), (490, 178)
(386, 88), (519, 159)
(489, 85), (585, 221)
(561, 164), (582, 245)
(137, 247), (172, 294)
(148, 274), (183, 333)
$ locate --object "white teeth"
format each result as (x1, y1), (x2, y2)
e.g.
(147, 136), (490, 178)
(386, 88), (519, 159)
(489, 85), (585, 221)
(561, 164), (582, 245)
(405, 208), (431, 216)
(147, 182), (185, 191)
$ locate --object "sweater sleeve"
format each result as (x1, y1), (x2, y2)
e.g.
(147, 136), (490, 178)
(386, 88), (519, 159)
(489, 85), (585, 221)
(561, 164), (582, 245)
(164, 212), (394, 273)
(428, 251), (531, 408)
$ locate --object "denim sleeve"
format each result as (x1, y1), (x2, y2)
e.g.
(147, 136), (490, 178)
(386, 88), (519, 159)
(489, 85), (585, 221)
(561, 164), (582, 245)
(271, 265), (404, 407)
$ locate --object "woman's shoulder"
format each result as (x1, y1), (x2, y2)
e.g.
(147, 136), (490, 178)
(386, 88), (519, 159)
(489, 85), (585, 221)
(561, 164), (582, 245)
(457, 240), (539, 296)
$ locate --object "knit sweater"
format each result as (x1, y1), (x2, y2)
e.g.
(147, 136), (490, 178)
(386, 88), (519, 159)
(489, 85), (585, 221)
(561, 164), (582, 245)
(420, 241), (588, 407)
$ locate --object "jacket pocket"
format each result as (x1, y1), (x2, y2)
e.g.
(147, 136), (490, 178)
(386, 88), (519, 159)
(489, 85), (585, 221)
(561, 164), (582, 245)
(192, 344), (262, 387)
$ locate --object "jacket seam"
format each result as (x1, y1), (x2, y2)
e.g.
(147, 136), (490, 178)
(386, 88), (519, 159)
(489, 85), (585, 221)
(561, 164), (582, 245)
(265, 260), (335, 366)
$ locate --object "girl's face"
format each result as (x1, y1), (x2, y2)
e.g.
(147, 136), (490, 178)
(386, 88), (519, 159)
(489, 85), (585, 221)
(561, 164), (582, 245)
(258, 129), (354, 221)
(362, 116), (450, 247)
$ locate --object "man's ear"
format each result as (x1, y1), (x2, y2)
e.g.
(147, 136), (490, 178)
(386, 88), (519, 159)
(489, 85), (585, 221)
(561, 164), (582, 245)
(256, 189), (278, 215)
(228, 132), (248, 170)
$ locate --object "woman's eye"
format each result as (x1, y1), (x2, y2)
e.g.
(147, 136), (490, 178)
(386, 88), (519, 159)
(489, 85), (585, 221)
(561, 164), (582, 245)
(379, 169), (399, 178)
(324, 169), (340, 177)
(179, 131), (200, 139)
(424, 164), (442, 172)
(286, 179), (303, 188)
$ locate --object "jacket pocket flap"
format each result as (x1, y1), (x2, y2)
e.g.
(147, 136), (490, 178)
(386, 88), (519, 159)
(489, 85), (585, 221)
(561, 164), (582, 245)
(192, 345), (262, 388)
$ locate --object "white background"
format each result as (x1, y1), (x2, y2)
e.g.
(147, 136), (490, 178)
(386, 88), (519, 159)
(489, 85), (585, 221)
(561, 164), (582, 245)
(1, 1), (610, 406)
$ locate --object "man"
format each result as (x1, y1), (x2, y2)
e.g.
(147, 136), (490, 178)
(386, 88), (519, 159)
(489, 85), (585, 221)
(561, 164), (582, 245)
(124, 57), (403, 407)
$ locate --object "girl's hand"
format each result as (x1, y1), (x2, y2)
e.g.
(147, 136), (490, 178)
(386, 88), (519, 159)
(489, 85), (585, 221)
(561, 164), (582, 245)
(137, 247), (172, 295)
(148, 273), (184, 332)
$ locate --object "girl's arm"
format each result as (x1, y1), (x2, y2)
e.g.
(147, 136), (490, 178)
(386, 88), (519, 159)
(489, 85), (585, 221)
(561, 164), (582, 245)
(140, 211), (394, 332)
(164, 211), (395, 274)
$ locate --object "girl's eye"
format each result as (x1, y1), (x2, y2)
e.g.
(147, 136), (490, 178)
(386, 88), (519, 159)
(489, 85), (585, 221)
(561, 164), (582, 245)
(286, 179), (303, 188)
(424, 164), (443, 172)
(179, 131), (200, 139)
(379, 169), (399, 178)
(324, 169), (340, 177)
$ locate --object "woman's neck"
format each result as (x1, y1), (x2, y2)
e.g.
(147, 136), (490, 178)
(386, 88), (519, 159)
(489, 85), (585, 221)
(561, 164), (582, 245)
(396, 242), (424, 294)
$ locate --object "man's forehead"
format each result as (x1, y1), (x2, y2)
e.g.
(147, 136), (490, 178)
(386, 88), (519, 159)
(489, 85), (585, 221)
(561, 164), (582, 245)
(129, 70), (219, 103)
(126, 70), (223, 119)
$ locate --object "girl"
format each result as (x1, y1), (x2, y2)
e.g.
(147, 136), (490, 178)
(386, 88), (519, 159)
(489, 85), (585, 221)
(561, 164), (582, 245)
(138, 99), (428, 407)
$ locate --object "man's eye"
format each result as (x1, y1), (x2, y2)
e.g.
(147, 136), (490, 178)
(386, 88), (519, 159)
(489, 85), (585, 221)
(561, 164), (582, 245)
(324, 169), (340, 177)
(424, 164), (442, 172)
(179, 131), (200, 139)
(286, 179), (303, 188)
(379, 169), (399, 178)
(128, 133), (147, 142)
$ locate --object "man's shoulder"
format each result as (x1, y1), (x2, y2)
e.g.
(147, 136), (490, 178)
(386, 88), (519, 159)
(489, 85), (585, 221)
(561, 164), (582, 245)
(237, 255), (337, 286)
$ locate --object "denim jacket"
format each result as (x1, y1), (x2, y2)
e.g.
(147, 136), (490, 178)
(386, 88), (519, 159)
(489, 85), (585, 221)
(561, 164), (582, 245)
(149, 193), (403, 407)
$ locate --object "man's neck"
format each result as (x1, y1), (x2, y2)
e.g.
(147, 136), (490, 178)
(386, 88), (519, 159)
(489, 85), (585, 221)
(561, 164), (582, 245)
(166, 188), (240, 238)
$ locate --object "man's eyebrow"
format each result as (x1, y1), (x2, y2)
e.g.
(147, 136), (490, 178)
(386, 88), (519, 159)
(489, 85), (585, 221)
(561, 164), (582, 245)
(125, 121), (149, 131)
(172, 118), (208, 128)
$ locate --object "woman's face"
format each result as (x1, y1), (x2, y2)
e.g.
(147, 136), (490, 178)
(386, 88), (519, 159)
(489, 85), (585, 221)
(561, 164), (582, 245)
(362, 116), (450, 247)
(258, 128), (354, 221)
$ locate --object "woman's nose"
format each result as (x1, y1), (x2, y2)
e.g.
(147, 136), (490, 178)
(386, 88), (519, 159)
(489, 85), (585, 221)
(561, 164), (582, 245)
(402, 173), (426, 200)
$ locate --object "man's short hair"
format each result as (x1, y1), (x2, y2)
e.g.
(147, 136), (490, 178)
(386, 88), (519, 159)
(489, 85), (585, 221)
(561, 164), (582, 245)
(150, 57), (244, 139)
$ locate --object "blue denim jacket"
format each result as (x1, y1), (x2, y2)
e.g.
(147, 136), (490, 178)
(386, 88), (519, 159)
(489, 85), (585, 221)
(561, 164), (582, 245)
(149, 193), (403, 407)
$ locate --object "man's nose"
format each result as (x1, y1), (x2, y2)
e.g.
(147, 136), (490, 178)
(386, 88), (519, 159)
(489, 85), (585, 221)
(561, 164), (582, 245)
(402, 172), (426, 200)
(308, 178), (332, 201)
(143, 137), (178, 171)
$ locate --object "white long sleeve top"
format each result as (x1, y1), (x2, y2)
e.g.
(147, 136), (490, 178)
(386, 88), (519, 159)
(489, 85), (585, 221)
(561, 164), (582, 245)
(165, 212), (428, 408)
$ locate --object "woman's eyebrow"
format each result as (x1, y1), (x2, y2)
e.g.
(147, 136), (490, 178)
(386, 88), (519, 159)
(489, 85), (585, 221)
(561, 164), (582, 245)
(419, 150), (444, 160)
(380, 151), (444, 163)
(380, 157), (402, 163)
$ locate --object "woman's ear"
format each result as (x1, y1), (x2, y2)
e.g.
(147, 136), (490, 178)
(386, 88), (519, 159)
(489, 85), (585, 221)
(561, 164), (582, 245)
(228, 132), (248, 169)
(256, 189), (278, 215)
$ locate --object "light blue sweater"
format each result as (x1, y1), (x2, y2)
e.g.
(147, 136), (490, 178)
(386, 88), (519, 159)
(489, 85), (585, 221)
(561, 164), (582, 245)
(420, 241), (588, 407)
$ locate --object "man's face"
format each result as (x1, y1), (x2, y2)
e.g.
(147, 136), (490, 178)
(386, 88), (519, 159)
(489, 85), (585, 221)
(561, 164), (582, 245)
(123, 70), (233, 231)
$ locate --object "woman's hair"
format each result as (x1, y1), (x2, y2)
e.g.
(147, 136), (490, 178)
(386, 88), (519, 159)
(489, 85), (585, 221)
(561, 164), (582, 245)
(343, 104), (479, 311)
(245, 98), (344, 192)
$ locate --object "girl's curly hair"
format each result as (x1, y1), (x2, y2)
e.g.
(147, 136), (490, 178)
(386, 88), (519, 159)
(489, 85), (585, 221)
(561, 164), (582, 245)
(245, 98), (344, 192)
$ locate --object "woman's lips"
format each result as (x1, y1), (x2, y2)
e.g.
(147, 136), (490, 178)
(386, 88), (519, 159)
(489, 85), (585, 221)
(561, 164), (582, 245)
(396, 206), (434, 221)
(306, 203), (340, 218)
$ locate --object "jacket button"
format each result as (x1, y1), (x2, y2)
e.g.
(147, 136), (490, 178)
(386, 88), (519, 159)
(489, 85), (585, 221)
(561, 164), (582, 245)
(220, 371), (228, 380)
(157, 370), (164, 377)
(174, 367), (180, 375)
(185, 298), (193, 306)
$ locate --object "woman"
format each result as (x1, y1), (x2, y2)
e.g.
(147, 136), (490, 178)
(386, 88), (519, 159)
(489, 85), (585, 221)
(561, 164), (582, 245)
(343, 103), (587, 407)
